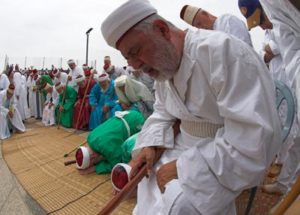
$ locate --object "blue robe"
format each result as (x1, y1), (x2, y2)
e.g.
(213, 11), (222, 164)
(89, 80), (119, 130)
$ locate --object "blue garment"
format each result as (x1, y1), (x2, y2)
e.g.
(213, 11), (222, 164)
(89, 80), (119, 130)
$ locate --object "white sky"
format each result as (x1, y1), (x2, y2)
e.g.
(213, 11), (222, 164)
(0, 0), (265, 70)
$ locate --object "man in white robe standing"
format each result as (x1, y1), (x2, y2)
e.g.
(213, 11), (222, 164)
(180, 5), (253, 47)
(103, 56), (125, 80)
(0, 72), (10, 92)
(239, 0), (300, 196)
(67, 59), (85, 92)
(101, 0), (281, 214)
(42, 83), (58, 126)
(0, 84), (25, 140)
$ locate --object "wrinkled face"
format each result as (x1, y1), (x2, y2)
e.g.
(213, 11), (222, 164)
(57, 87), (64, 94)
(117, 27), (180, 82)
(68, 63), (76, 70)
(99, 80), (109, 90)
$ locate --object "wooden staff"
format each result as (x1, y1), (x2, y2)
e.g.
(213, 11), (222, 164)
(64, 160), (76, 166)
(98, 165), (147, 215)
(63, 140), (87, 157)
(271, 176), (300, 215)
(57, 78), (70, 129)
(74, 75), (93, 131)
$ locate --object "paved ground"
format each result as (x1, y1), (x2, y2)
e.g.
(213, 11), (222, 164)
(0, 139), (46, 215)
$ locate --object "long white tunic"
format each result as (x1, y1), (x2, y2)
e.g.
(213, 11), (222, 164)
(0, 73), (10, 91)
(0, 90), (25, 140)
(20, 75), (30, 119)
(69, 66), (85, 91)
(213, 14), (253, 47)
(42, 88), (58, 126)
(133, 29), (281, 215)
(13, 72), (26, 120)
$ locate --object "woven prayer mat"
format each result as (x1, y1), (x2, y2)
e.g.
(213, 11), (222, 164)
(2, 120), (135, 215)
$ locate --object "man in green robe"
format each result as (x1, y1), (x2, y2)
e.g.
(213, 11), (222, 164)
(55, 82), (77, 128)
(75, 110), (144, 174)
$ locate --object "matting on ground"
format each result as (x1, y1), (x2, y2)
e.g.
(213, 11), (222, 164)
(2, 120), (135, 215)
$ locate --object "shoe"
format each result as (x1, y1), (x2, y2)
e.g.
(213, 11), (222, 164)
(262, 183), (286, 195)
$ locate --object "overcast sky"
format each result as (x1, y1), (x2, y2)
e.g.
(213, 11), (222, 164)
(0, 0), (265, 70)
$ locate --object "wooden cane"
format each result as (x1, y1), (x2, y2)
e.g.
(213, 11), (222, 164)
(74, 75), (93, 131)
(98, 165), (147, 215)
(57, 78), (70, 129)
(63, 140), (87, 157)
(64, 160), (76, 166)
(271, 176), (300, 215)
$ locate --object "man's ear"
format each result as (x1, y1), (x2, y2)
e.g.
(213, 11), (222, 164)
(152, 19), (171, 40)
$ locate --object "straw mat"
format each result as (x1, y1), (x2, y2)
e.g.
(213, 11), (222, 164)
(2, 120), (135, 215)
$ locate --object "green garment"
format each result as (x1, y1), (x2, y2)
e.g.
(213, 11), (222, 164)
(87, 110), (144, 174)
(55, 86), (77, 128)
(121, 133), (138, 163)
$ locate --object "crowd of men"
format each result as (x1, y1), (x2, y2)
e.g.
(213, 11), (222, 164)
(1, 0), (299, 213)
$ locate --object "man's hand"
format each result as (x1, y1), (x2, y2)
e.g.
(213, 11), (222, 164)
(8, 111), (14, 118)
(102, 105), (110, 114)
(264, 44), (275, 63)
(59, 105), (64, 112)
(67, 76), (72, 81)
(156, 160), (178, 193)
(129, 147), (165, 178)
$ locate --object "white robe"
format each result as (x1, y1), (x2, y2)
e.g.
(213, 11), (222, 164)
(0, 90), (25, 140)
(0, 73), (10, 91)
(13, 72), (25, 120)
(54, 72), (68, 85)
(133, 29), (281, 215)
(20, 75), (30, 119)
(213, 14), (253, 47)
(42, 88), (58, 126)
(69, 66), (85, 91)
(26, 76), (34, 116)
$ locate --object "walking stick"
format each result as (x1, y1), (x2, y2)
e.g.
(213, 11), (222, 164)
(74, 75), (93, 131)
(63, 140), (87, 157)
(271, 176), (300, 215)
(64, 160), (76, 166)
(57, 78), (70, 129)
(98, 165), (147, 215)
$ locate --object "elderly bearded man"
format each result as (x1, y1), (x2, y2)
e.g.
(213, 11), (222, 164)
(55, 82), (77, 128)
(101, 0), (281, 214)
(72, 74), (95, 130)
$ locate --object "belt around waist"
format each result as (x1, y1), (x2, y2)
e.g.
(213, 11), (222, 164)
(181, 120), (224, 138)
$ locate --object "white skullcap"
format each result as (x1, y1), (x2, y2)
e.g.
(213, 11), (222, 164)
(67, 59), (75, 65)
(104, 56), (111, 61)
(75, 75), (86, 83)
(180, 5), (200, 25)
(111, 163), (132, 191)
(43, 83), (52, 91)
(55, 82), (65, 91)
(101, 0), (157, 48)
(98, 73), (109, 82)
(82, 64), (89, 70)
(52, 69), (59, 77)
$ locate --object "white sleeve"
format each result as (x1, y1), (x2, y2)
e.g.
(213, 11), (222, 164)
(225, 15), (253, 47)
(132, 82), (177, 158)
(177, 41), (281, 214)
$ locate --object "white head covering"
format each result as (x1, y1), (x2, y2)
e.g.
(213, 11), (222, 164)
(104, 56), (111, 61)
(98, 73), (110, 82)
(67, 59), (75, 65)
(75, 146), (90, 170)
(55, 81), (65, 91)
(52, 69), (60, 77)
(75, 75), (86, 83)
(111, 163), (132, 191)
(180, 5), (200, 26)
(101, 0), (157, 48)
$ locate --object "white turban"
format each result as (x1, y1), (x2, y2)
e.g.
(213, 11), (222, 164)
(101, 0), (157, 48)
(75, 75), (86, 83)
(180, 5), (200, 26)
(98, 73), (110, 82)
(55, 82), (65, 91)
(67, 59), (75, 65)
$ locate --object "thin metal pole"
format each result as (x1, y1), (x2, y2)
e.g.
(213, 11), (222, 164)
(86, 34), (89, 65)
